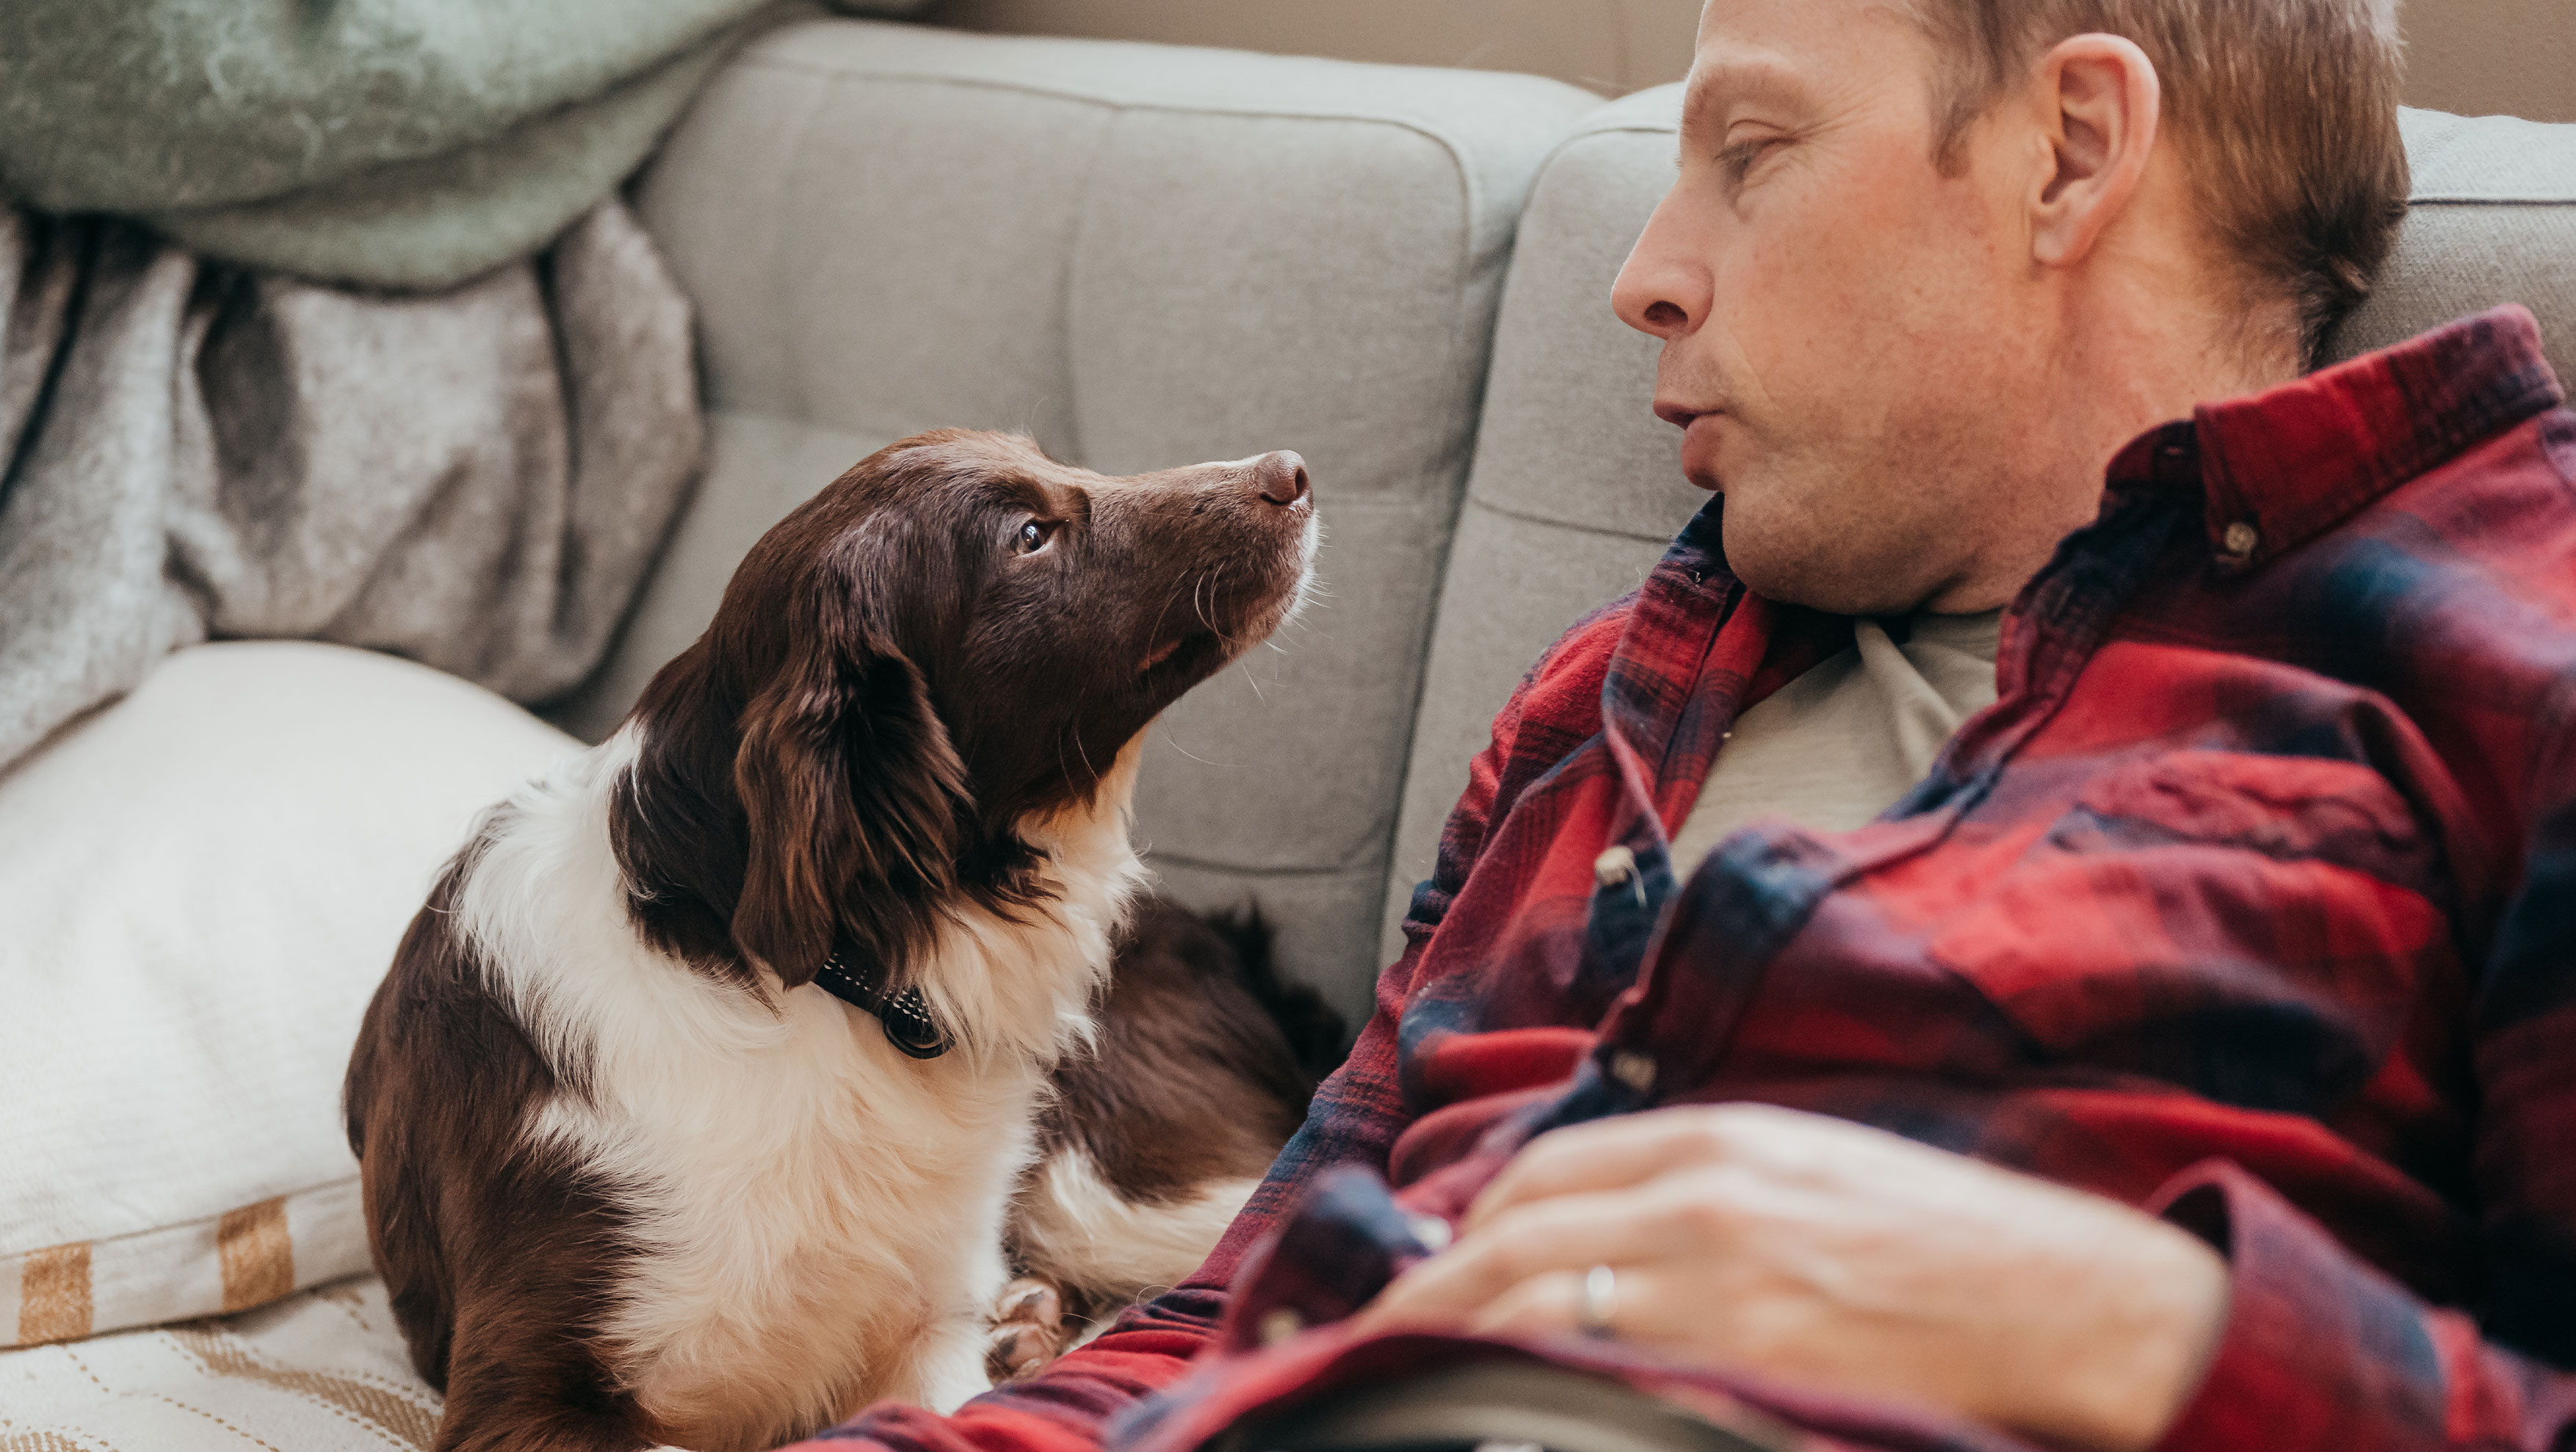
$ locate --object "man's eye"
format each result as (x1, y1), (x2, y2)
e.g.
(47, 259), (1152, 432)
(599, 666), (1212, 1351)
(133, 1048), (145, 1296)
(1014, 520), (1054, 555)
(1717, 137), (1779, 186)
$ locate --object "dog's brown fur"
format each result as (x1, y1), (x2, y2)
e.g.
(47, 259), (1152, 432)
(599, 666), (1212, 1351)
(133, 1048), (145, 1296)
(345, 856), (665, 1449)
(989, 900), (1345, 1373)
(1048, 906), (1327, 1196)
(1013, 901), (1344, 1326)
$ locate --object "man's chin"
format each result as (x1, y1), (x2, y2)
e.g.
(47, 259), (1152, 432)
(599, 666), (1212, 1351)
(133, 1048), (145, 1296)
(1723, 535), (1942, 616)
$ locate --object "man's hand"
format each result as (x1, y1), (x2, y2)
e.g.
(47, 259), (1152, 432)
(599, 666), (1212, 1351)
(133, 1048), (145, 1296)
(1350, 1105), (2229, 1452)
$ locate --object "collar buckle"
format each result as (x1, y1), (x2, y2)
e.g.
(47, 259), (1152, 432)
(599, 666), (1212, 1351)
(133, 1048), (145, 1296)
(814, 952), (952, 1060)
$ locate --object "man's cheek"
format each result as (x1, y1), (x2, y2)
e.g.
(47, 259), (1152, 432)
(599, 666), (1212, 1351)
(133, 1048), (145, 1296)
(1721, 230), (1868, 419)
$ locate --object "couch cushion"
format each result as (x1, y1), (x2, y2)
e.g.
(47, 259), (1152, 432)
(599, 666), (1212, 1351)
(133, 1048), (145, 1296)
(1381, 94), (2576, 962)
(565, 19), (1599, 1014)
(0, 643), (575, 1347)
(2326, 109), (2576, 375)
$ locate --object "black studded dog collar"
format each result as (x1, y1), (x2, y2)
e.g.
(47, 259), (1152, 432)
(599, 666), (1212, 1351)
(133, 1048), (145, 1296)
(814, 952), (951, 1060)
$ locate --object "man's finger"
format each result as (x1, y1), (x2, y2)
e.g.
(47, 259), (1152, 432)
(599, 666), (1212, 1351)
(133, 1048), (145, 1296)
(1459, 1261), (1693, 1348)
(1465, 1106), (1745, 1232)
(1461, 1264), (1592, 1339)
(1356, 1185), (1710, 1333)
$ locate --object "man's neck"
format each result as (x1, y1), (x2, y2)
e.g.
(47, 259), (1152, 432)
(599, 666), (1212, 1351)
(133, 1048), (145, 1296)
(1922, 283), (2301, 615)
(2069, 276), (2303, 441)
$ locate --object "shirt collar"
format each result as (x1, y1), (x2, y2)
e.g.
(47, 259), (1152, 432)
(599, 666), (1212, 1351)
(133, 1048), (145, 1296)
(2120, 306), (2565, 571)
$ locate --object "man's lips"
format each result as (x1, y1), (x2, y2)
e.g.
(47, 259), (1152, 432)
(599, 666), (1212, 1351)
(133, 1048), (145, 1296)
(1658, 402), (1728, 491)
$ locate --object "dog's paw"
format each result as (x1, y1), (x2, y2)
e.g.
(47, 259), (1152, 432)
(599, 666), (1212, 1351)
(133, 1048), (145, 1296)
(985, 1277), (1069, 1384)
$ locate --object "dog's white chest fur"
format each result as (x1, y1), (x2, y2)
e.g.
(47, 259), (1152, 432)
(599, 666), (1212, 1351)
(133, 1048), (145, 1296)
(455, 730), (1147, 1448)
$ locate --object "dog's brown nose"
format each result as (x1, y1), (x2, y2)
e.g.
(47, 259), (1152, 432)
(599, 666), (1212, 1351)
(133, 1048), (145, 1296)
(1253, 451), (1311, 506)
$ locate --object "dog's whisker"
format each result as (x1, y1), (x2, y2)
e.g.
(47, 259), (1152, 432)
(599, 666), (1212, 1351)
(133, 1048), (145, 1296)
(1069, 701), (1100, 784)
(1161, 736), (1232, 767)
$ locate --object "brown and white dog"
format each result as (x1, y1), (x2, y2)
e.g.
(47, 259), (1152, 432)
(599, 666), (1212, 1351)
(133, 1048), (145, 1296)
(344, 431), (1320, 1452)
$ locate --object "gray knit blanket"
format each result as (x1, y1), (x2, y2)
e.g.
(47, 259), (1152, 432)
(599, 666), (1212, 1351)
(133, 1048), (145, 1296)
(0, 201), (702, 773)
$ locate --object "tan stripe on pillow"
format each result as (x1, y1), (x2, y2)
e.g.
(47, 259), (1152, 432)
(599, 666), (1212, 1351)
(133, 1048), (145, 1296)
(18, 1243), (93, 1345)
(217, 1198), (294, 1312)
(0, 1428), (91, 1451)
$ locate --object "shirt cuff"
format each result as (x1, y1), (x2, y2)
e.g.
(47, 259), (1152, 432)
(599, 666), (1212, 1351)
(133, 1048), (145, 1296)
(2146, 1159), (2450, 1452)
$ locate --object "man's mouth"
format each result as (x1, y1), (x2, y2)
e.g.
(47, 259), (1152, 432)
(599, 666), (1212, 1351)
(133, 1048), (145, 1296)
(1676, 413), (1729, 492)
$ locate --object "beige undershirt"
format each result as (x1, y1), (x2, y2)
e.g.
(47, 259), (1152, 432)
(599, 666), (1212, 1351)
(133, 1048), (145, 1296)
(1668, 610), (2005, 875)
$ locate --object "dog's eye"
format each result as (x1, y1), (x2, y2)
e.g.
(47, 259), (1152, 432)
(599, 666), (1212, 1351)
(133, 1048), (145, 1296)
(1013, 520), (1056, 555)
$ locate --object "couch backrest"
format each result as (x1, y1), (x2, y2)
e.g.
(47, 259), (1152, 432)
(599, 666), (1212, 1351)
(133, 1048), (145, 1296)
(561, 19), (1598, 1015)
(1381, 92), (2576, 963)
(2329, 109), (2576, 372)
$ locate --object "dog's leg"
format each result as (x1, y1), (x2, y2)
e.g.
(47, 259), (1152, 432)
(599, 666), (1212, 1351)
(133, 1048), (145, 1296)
(899, 1178), (1024, 1412)
(910, 1309), (1002, 1415)
(432, 1296), (655, 1452)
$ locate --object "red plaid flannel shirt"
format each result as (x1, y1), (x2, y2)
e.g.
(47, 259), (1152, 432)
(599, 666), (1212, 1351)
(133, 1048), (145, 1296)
(797, 307), (2576, 1452)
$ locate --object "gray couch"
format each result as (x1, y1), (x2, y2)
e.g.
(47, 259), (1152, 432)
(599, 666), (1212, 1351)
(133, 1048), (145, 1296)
(561, 17), (2576, 1021)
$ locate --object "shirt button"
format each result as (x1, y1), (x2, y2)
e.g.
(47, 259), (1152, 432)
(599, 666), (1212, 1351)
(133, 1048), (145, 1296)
(1593, 845), (1637, 887)
(1258, 1307), (1303, 1347)
(1609, 1050), (1657, 1094)
(2221, 521), (2259, 558)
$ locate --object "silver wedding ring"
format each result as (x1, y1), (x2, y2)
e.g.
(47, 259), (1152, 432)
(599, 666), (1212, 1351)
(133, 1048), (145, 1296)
(1578, 1263), (1618, 1337)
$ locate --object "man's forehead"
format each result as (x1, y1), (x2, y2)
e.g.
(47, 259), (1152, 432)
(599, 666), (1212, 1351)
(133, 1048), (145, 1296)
(1684, 0), (1926, 128)
(1695, 0), (1917, 46)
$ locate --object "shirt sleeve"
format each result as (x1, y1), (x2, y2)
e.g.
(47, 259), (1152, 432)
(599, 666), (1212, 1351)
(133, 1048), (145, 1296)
(2148, 1160), (2576, 1452)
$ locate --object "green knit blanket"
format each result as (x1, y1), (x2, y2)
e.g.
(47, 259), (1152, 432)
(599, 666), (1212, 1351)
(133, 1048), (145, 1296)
(0, 0), (919, 289)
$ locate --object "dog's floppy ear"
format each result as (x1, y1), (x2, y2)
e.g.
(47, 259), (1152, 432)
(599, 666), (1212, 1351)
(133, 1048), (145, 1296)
(730, 615), (970, 992)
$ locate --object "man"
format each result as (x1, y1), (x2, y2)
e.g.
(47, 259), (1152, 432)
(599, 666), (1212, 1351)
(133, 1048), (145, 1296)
(797, 0), (2576, 1448)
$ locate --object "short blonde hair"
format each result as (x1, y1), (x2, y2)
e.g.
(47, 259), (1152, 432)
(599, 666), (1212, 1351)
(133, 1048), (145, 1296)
(1909, 0), (2409, 361)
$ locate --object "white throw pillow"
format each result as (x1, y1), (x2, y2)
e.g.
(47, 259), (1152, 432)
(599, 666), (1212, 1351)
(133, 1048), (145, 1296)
(0, 643), (579, 1348)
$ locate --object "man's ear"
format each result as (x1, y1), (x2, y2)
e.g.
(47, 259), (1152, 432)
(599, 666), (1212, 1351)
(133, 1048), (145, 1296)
(2028, 33), (2162, 270)
(730, 617), (970, 992)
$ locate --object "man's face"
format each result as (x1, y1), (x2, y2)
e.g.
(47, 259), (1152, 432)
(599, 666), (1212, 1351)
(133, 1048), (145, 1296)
(1613, 0), (2055, 615)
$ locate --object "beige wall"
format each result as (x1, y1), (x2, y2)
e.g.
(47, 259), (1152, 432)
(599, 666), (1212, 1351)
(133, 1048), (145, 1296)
(2404, 0), (2575, 124)
(923, 0), (2575, 122)
(922, 0), (1701, 94)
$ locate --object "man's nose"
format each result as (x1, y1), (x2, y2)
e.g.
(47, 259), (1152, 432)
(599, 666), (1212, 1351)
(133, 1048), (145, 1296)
(1610, 191), (1707, 340)
(1251, 451), (1310, 506)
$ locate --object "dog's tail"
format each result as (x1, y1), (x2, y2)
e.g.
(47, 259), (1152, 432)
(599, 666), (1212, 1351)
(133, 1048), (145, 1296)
(1203, 903), (1349, 1084)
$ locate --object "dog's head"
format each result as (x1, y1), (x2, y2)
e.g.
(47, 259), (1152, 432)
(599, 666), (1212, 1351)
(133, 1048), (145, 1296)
(612, 430), (1317, 1000)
